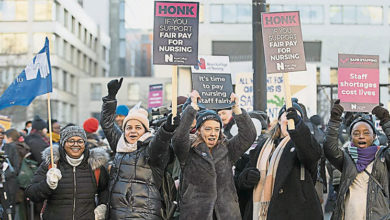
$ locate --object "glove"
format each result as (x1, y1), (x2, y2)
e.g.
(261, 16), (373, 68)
(46, 166), (62, 190)
(286, 107), (301, 124)
(330, 99), (344, 122)
(239, 167), (260, 189)
(94, 204), (107, 220)
(163, 114), (180, 132)
(107, 78), (123, 99)
(372, 105), (390, 126)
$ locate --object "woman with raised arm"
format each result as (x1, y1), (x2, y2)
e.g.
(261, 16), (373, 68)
(237, 99), (323, 220)
(324, 100), (390, 220)
(172, 90), (256, 220)
(100, 78), (180, 219)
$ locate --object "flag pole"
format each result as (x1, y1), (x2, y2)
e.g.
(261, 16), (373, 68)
(47, 93), (54, 168)
(172, 65), (178, 118)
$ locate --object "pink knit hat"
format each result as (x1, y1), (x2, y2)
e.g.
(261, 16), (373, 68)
(122, 108), (149, 131)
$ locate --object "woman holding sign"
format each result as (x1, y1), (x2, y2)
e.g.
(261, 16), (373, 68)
(237, 99), (323, 220)
(324, 100), (390, 220)
(172, 90), (256, 220)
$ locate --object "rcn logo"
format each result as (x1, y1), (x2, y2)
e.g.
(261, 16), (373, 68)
(194, 58), (206, 70)
(25, 52), (50, 81)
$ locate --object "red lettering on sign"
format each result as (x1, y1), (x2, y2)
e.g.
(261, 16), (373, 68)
(156, 2), (198, 18)
(262, 12), (300, 28)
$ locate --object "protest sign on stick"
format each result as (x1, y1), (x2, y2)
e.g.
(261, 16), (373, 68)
(338, 54), (379, 112)
(262, 11), (306, 130)
(153, 1), (199, 117)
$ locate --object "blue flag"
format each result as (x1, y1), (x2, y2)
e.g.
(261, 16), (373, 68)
(0, 37), (52, 110)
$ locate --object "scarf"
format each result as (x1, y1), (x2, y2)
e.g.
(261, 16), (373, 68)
(66, 154), (84, 167)
(116, 132), (152, 153)
(348, 143), (379, 172)
(51, 132), (60, 143)
(253, 136), (290, 220)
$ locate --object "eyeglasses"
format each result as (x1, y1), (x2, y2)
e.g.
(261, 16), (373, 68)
(352, 131), (372, 137)
(66, 139), (85, 146)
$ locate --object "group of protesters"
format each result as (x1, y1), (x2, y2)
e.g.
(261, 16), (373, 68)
(0, 77), (389, 219)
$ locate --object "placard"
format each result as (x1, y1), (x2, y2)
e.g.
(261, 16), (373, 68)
(192, 73), (233, 110)
(338, 54), (379, 112)
(148, 84), (163, 108)
(153, 1), (199, 65)
(261, 11), (306, 74)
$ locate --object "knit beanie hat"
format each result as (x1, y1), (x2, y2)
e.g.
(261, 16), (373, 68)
(116, 105), (129, 116)
(60, 126), (87, 147)
(278, 98), (304, 119)
(196, 110), (222, 130)
(83, 117), (99, 133)
(32, 115), (47, 131)
(122, 108), (150, 131)
(349, 115), (377, 135)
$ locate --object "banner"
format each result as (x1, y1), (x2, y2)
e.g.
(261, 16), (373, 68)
(153, 1), (199, 65)
(0, 37), (52, 110)
(338, 54), (379, 112)
(261, 11), (306, 74)
(235, 73), (253, 112)
(148, 84), (163, 108)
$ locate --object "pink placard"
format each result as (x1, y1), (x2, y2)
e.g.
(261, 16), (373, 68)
(155, 2), (198, 18)
(148, 84), (163, 108)
(338, 67), (379, 104)
(262, 12), (300, 28)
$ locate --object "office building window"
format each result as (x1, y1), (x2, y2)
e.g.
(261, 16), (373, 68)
(330, 68), (338, 85)
(0, 33), (28, 54)
(128, 83), (140, 101)
(91, 83), (102, 101)
(64, 9), (69, 28)
(330, 5), (382, 24)
(0, 1), (28, 21)
(63, 71), (67, 90)
(270, 4), (324, 24)
(210, 4), (252, 24)
(303, 41), (321, 62)
(71, 16), (76, 33)
(34, 0), (53, 21)
(237, 5), (251, 23)
(212, 41), (252, 62)
(165, 83), (172, 101)
(210, 4), (223, 23)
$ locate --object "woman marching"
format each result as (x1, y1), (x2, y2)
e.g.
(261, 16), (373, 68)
(324, 100), (390, 219)
(25, 126), (110, 220)
(237, 99), (323, 220)
(100, 78), (179, 219)
(172, 90), (257, 220)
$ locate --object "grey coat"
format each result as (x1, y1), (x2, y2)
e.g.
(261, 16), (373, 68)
(172, 106), (257, 220)
(324, 119), (390, 220)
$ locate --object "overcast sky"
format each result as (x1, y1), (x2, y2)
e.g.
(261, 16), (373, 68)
(125, 0), (154, 30)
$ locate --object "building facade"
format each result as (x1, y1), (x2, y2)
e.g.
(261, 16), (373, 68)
(0, 0), (110, 128)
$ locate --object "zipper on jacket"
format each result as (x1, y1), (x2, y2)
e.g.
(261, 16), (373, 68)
(73, 166), (76, 220)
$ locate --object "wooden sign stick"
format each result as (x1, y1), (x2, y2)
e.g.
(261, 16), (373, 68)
(283, 72), (295, 130)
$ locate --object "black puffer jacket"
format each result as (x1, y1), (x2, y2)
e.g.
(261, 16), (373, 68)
(324, 119), (390, 220)
(172, 106), (257, 220)
(100, 97), (174, 219)
(25, 145), (109, 220)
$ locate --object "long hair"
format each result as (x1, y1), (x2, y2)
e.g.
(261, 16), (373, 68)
(266, 119), (281, 141)
(192, 129), (225, 148)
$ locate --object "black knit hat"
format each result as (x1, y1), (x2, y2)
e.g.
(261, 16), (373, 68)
(196, 110), (222, 130)
(278, 98), (304, 119)
(349, 115), (377, 135)
(32, 115), (47, 131)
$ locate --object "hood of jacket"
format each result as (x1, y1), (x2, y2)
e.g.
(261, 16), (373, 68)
(41, 145), (109, 170)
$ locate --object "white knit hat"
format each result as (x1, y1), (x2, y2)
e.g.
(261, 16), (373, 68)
(122, 108), (149, 131)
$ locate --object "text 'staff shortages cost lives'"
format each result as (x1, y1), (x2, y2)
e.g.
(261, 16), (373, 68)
(153, 1), (199, 65)
(338, 54), (379, 112)
(261, 11), (306, 74)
